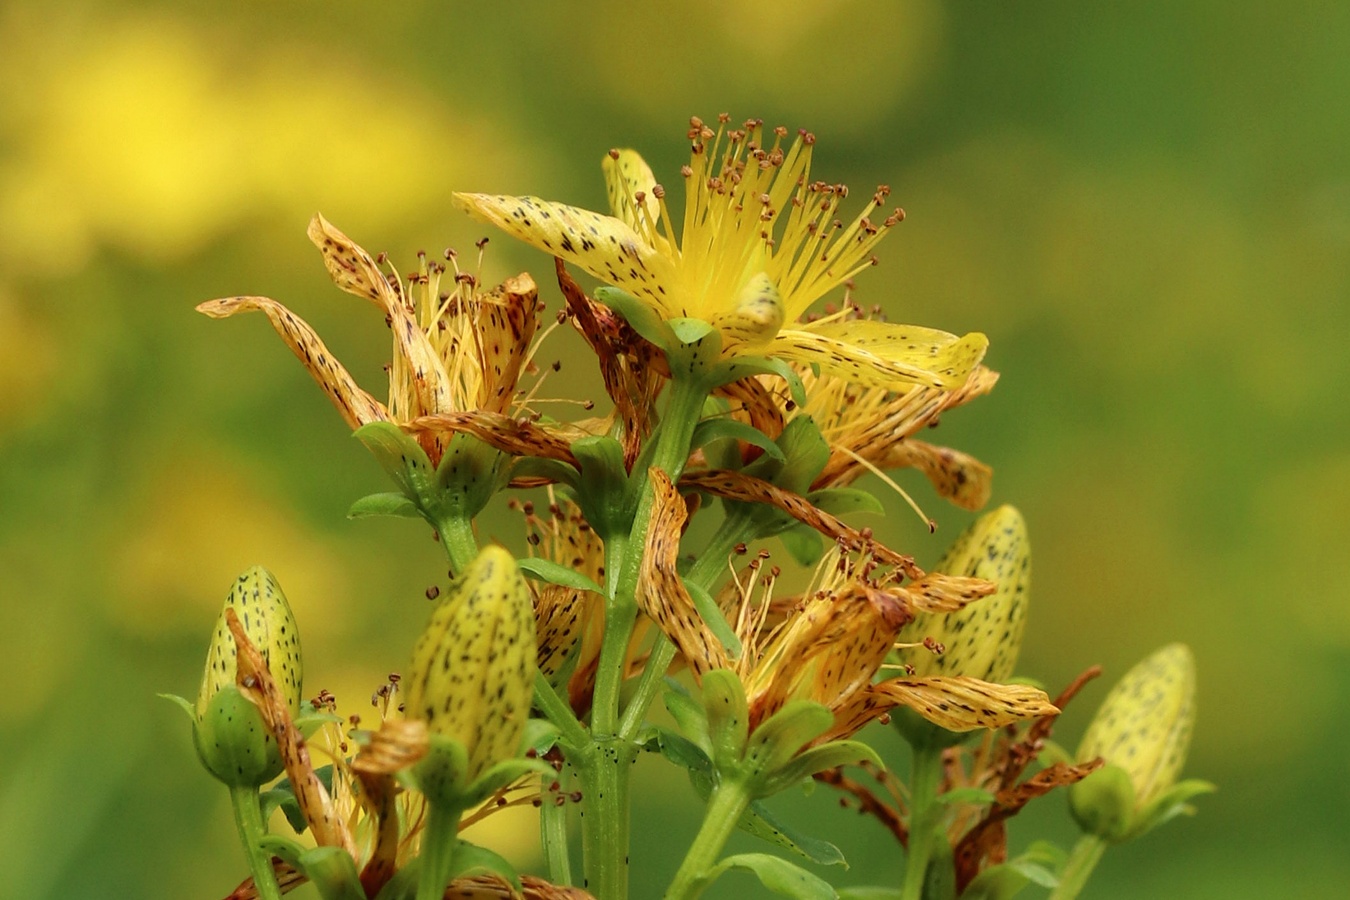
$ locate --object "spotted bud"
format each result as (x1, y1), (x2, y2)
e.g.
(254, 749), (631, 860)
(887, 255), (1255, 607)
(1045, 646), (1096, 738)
(1070, 643), (1209, 841)
(900, 505), (1030, 682)
(194, 566), (303, 786)
(405, 545), (535, 793)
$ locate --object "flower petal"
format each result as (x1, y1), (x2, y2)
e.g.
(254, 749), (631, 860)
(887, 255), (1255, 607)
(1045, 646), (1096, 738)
(454, 193), (677, 316)
(873, 676), (1057, 731)
(602, 149), (662, 238)
(883, 440), (994, 511)
(307, 214), (455, 417)
(477, 273), (540, 415)
(639, 469), (729, 677)
(774, 321), (989, 390)
(196, 295), (388, 430)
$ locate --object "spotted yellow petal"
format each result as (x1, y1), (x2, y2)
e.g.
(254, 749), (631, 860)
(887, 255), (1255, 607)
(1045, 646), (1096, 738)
(639, 470), (729, 677)
(475, 273), (540, 415)
(603, 149), (663, 239)
(453, 193), (677, 316)
(196, 295), (388, 430)
(307, 214), (455, 417)
(872, 675), (1057, 732)
(883, 439), (994, 511)
(773, 321), (988, 390)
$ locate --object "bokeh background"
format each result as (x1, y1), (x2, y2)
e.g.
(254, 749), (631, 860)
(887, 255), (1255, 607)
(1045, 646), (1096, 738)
(3, 1), (1347, 897)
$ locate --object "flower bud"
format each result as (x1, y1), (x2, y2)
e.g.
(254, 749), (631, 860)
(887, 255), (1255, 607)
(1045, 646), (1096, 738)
(194, 566), (303, 786)
(899, 505), (1030, 682)
(1070, 643), (1206, 841)
(405, 545), (535, 791)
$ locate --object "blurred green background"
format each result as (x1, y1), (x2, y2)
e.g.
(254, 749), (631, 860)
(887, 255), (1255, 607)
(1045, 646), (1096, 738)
(2, 1), (1347, 897)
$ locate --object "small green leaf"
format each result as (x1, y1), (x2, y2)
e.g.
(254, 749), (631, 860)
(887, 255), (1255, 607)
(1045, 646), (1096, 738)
(712, 356), (807, 408)
(463, 756), (557, 808)
(259, 765), (333, 833)
(744, 701), (833, 782)
(595, 287), (677, 350)
(669, 316), (718, 345)
(760, 740), (883, 797)
(836, 889), (901, 900)
(686, 580), (743, 659)
(347, 491), (420, 519)
(692, 418), (787, 464)
(156, 693), (195, 722)
(665, 689), (712, 755)
(448, 841), (523, 892)
(516, 557), (604, 595)
(649, 726), (714, 777)
(259, 840), (366, 900)
(934, 787), (998, 806)
(807, 488), (885, 518)
(778, 523), (825, 567)
(706, 852), (837, 900)
(742, 800), (847, 867)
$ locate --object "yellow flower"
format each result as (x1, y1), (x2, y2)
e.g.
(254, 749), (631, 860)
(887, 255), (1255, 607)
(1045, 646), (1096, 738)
(197, 215), (541, 465)
(454, 116), (987, 389)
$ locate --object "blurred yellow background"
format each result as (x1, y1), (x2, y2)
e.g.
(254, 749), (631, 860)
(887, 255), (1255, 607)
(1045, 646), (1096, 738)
(2, 1), (1347, 897)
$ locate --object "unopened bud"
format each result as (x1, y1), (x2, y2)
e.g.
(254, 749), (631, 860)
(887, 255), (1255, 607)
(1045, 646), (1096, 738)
(194, 567), (303, 786)
(405, 545), (535, 790)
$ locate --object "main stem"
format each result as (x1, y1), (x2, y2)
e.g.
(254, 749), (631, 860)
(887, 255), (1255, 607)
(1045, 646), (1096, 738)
(228, 785), (283, 900)
(900, 744), (946, 900)
(581, 365), (712, 900)
(665, 777), (753, 900)
(1047, 834), (1107, 900)
(416, 802), (464, 900)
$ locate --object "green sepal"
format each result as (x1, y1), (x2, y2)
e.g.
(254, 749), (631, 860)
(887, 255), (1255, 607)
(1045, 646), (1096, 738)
(413, 734), (471, 807)
(646, 725), (715, 778)
(807, 487), (885, 518)
(523, 717), (562, 756)
(448, 840), (524, 893)
(778, 523), (825, 567)
(702, 669), (750, 770)
(686, 580), (743, 659)
(516, 557), (605, 595)
(836, 889), (901, 900)
(744, 700), (833, 784)
(962, 841), (1065, 900)
(157, 692), (195, 723)
(742, 800), (846, 868)
(664, 685), (713, 757)
(571, 434), (633, 537)
(758, 416), (830, 495)
(347, 491), (420, 520)
(259, 764), (334, 833)
(433, 432), (505, 518)
(508, 456), (580, 489)
(691, 418), (787, 465)
(594, 287), (678, 351)
(704, 852), (836, 900)
(710, 355), (808, 408)
(669, 316), (718, 345)
(461, 755), (557, 809)
(354, 422), (439, 508)
(1130, 777), (1216, 840)
(193, 684), (282, 787)
(759, 739), (883, 798)
(259, 838), (366, 900)
(1068, 762), (1136, 842)
(890, 705), (973, 751)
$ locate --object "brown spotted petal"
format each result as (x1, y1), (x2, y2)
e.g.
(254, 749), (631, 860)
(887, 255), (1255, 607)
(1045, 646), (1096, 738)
(868, 676), (1058, 733)
(476, 273), (540, 415)
(306, 214), (454, 418)
(534, 584), (592, 683)
(228, 609), (357, 857)
(896, 571), (996, 615)
(880, 440), (994, 512)
(407, 410), (579, 465)
(195, 295), (388, 430)
(639, 470), (729, 678)
(448, 873), (597, 899)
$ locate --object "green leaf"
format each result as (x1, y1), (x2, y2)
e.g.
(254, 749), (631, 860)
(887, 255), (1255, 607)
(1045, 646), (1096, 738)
(836, 889), (901, 900)
(156, 693), (195, 723)
(259, 839), (366, 900)
(778, 523), (825, 567)
(934, 787), (998, 807)
(259, 764), (333, 833)
(692, 418), (787, 464)
(448, 841), (523, 892)
(744, 701), (833, 782)
(742, 800), (847, 867)
(516, 557), (604, 595)
(463, 756), (557, 808)
(347, 491), (420, 519)
(702, 669), (750, 769)
(807, 488), (885, 518)
(686, 580), (743, 659)
(711, 356), (807, 408)
(595, 287), (677, 350)
(649, 725), (714, 777)
(760, 740), (884, 797)
(705, 852), (837, 900)
(767, 416), (831, 494)
(665, 689), (712, 755)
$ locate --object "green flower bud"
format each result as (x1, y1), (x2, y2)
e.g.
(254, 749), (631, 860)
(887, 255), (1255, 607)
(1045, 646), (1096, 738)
(405, 545), (535, 795)
(900, 505), (1030, 682)
(1070, 643), (1208, 841)
(194, 566), (303, 786)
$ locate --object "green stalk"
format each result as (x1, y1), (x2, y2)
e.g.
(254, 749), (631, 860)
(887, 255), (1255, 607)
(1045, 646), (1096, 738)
(540, 768), (575, 886)
(433, 514), (480, 576)
(1047, 834), (1107, 900)
(900, 745), (946, 900)
(665, 777), (753, 900)
(228, 785), (283, 900)
(416, 802), (464, 900)
(577, 739), (637, 900)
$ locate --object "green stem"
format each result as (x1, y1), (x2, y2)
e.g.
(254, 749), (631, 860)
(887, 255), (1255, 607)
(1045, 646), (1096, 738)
(540, 768), (574, 886)
(900, 744), (946, 900)
(228, 785), (283, 900)
(416, 802), (464, 900)
(434, 514), (480, 576)
(1047, 834), (1107, 900)
(578, 739), (637, 900)
(535, 672), (591, 752)
(665, 777), (753, 900)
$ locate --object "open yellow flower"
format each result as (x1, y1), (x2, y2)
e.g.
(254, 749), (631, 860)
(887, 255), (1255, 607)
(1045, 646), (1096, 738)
(454, 116), (987, 389)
